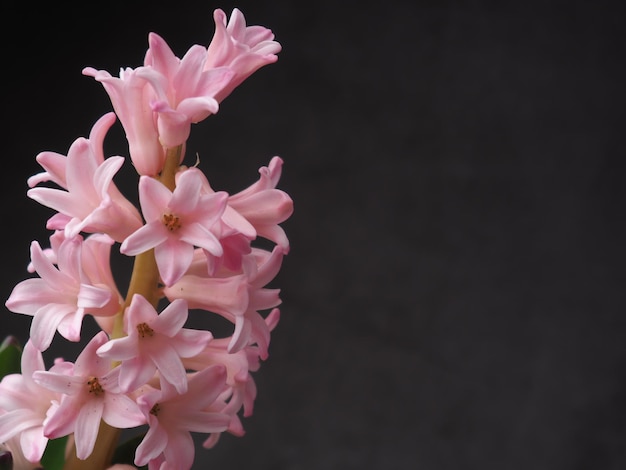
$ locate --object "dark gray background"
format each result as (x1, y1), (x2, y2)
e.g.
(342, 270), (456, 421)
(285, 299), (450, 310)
(2, 0), (625, 469)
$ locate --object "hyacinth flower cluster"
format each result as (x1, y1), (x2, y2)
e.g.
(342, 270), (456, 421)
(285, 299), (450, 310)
(0, 7), (292, 470)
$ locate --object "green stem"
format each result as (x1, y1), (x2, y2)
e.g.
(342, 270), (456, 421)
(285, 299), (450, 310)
(62, 145), (183, 470)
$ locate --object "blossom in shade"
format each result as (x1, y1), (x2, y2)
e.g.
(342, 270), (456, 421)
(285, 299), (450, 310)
(182, 315), (280, 449)
(5, 236), (120, 351)
(32, 332), (145, 460)
(96, 295), (212, 394)
(27, 112), (143, 243)
(134, 365), (231, 470)
(120, 168), (227, 287)
(0, 341), (59, 463)
(205, 8), (282, 102)
(164, 246), (283, 356)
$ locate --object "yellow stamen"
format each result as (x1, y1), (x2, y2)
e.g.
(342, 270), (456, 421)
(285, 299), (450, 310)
(162, 212), (181, 231)
(87, 377), (104, 396)
(150, 403), (161, 416)
(137, 322), (155, 338)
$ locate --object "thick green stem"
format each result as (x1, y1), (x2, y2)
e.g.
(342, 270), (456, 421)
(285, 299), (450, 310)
(62, 145), (183, 470)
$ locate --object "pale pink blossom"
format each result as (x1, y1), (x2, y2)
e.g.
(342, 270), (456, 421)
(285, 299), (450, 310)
(182, 321), (280, 449)
(164, 246), (283, 356)
(27, 112), (143, 243)
(134, 365), (231, 470)
(32, 332), (145, 460)
(206, 8), (282, 102)
(227, 156), (293, 252)
(120, 168), (227, 286)
(25, 231), (124, 335)
(139, 33), (234, 148)
(82, 67), (166, 176)
(96, 295), (212, 394)
(5, 236), (120, 351)
(0, 341), (59, 463)
(180, 157), (292, 274)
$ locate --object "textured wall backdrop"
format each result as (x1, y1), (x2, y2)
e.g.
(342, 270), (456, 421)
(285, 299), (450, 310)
(2, 1), (625, 469)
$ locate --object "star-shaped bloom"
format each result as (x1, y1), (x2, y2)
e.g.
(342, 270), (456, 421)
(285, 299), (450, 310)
(33, 332), (145, 460)
(120, 168), (227, 287)
(134, 365), (231, 470)
(0, 341), (59, 463)
(5, 236), (120, 351)
(96, 295), (212, 394)
(27, 112), (143, 243)
(179, 158), (292, 274)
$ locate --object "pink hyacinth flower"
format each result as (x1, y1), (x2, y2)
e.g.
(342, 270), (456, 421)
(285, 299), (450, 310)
(164, 246), (283, 356)
(5, 236), (120, 352)
(120, 168), (227, 287)
(33, 332), (145, 460)
(0, 341), (59, 463)
(205, 8), (282, 102)
(227, 156), (293, 252)
(134, 365), (231, 470)
(96, 295), (212, 394)
(139, 33), (234, 148)
(27, 112), (143, 243)
(82, 67), (166, 176)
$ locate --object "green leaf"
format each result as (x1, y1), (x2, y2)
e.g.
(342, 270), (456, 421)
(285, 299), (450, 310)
(112, 433), (147, 469)
(40, 436), (68, 470)
(0, 336), (22, 379)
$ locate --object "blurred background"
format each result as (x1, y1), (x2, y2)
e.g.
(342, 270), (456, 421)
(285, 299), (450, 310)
(2, 0), (625, 468)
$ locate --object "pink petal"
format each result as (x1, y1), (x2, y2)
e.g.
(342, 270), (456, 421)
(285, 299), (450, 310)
(20, 425), (48, 463)
(20, 340), (45, 378)
(120, 222), (169, 256)
(148, 343), (187, 394)
(179, 223), (223, 256)
(119, 356), (156, 393)
(74, 398), (104, 459)
(162, 430), (195, 470)
(96, 336), (138, 361)
(179, 410), (230, 434)
(169, 329), (212, 358)
(228, 315), (252, 353)
(154, 238), (194, 287)
(135, 419), (168, 466)
(29, 305), (71, 351)
(0, 410), (43, 444)
(102, 394), (144, 429)
(77, 284), (113, 309)
(152, 298), (187, 336)
(31, 370), (83, 395)
(138, 176), (172, 222)
(183, 366), (227, 409)
(28, 151), (67, 188)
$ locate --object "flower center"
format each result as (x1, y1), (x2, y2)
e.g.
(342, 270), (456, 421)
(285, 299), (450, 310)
(150, 403), (161, 416)
(137, 322), (155, 338)
(87, 376), (104, 396)
(162, 212), (181, 231)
